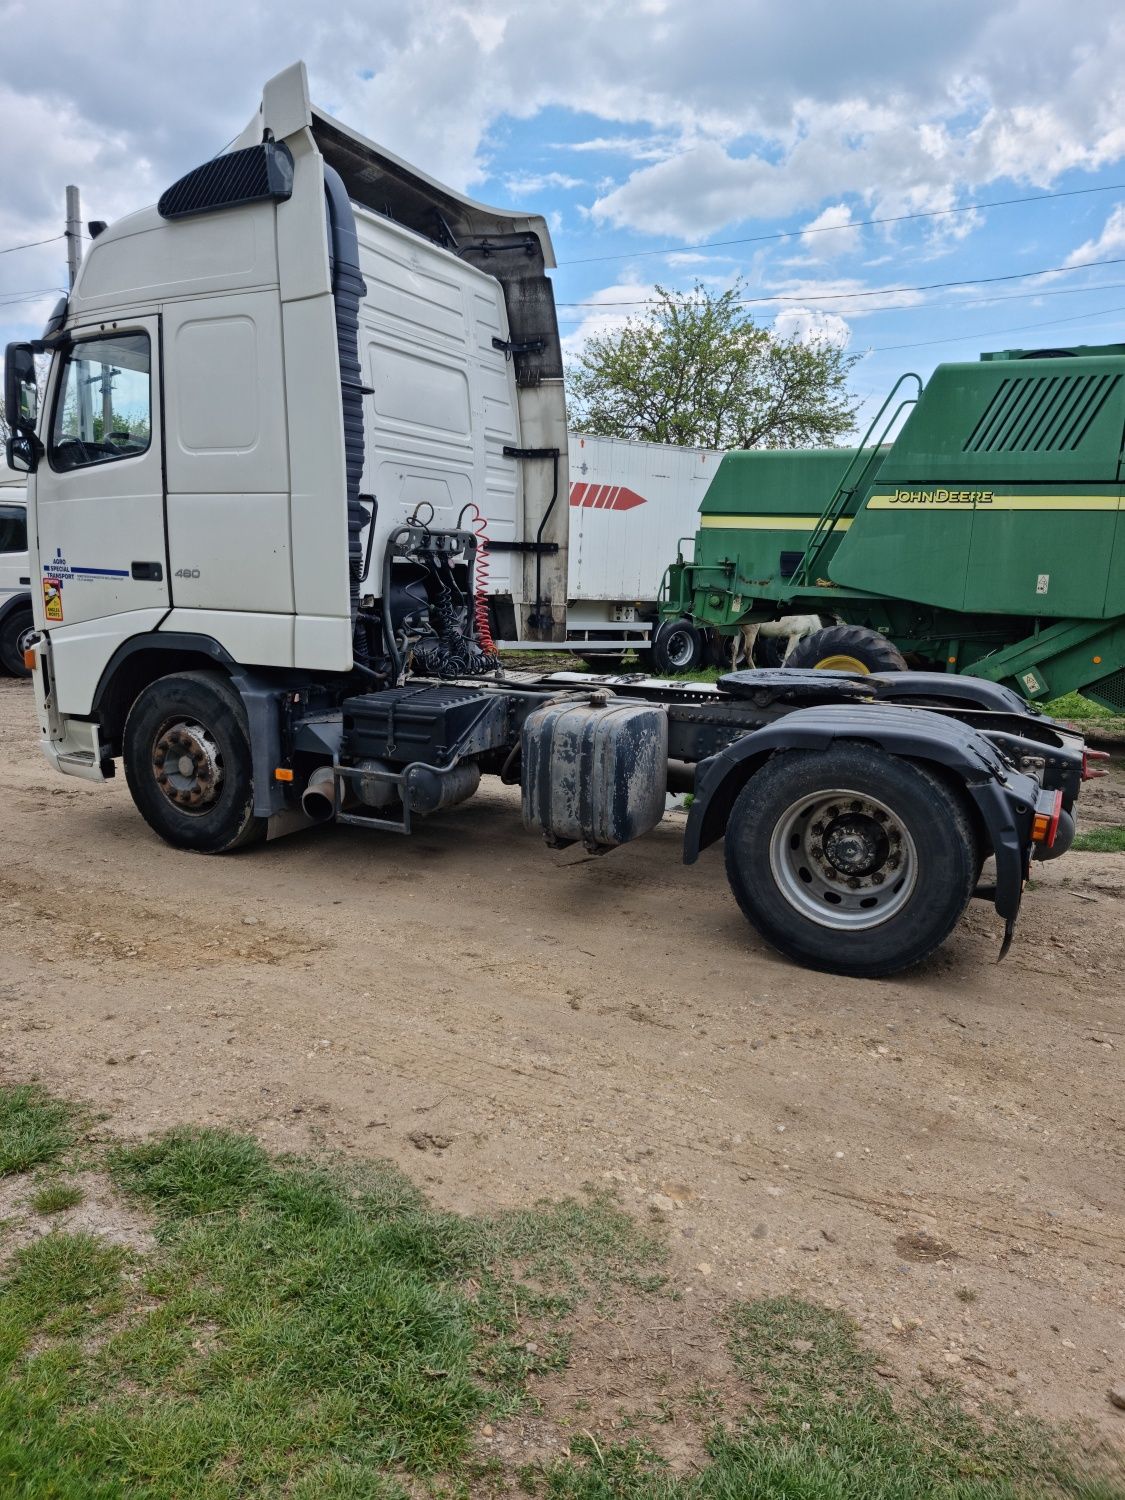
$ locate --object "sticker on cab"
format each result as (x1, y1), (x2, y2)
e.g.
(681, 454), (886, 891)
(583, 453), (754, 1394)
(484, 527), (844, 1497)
(43, 577), (63, 622)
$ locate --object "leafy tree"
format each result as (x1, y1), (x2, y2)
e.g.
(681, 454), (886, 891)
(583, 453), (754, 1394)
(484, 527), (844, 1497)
(567, 279), (859, 449)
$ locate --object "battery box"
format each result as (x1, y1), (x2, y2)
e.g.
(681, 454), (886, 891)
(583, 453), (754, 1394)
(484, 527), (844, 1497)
(341, 685), (507, 765)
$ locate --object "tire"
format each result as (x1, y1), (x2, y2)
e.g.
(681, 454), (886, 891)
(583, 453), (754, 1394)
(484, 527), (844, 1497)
(123, 671), (267, 853)
(704, 630), (735, 670)
(723, 745), (979, 978)
(0, 607), (34, 677)
(652, 618), (703, 674)
(785, 624), (907, 675)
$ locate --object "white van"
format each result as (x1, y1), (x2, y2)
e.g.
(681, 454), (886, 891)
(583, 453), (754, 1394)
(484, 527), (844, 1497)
(0, 477), (31, 675)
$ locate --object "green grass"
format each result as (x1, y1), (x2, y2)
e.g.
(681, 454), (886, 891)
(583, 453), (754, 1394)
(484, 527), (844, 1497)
(534, 1299), (1121, 1499)
(0, 1095), (1120, 1498)
(29, 1183), (85, 1215)
(1045, 692), (1121, 723)
(2, 1121), (660, 1497)
(0, 1085), (78, 1176)
(1072, 825), (1125, 854)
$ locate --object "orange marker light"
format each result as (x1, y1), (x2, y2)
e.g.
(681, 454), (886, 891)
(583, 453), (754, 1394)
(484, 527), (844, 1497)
(23, 647), (36, 670)
(1092, 655), (1102, 664)
(1031, 789), (1063, 846)
(274, 767), (294, 783)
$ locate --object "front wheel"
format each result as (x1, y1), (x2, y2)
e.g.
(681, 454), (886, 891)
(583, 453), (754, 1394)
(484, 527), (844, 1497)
(123, 671), (267, 853)
(724, 746), (979, 977)
(651, 618), (703, 674)
(0, 608), (34, 677)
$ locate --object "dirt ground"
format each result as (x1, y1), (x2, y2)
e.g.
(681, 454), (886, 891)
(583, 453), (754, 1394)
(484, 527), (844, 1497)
(1, 674), (1123, 1446)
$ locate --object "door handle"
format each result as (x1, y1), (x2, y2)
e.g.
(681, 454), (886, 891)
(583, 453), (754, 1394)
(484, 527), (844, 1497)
(131, 561), (163, 582)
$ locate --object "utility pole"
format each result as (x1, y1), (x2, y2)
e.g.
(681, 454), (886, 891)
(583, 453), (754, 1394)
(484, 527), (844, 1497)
(65, 184), (81, 289)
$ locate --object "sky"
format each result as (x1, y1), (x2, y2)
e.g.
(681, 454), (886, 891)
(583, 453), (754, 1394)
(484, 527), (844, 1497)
(3, 0), (1125, 435)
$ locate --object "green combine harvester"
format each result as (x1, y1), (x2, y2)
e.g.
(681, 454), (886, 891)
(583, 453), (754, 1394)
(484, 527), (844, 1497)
(656, 343), (1125, 712)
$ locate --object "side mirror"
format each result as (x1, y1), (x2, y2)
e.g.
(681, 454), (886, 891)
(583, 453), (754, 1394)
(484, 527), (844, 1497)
(5, 433), (37, 474)
(4, 342), (38, 434)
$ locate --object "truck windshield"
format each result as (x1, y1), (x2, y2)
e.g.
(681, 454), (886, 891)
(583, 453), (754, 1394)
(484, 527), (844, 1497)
(50, 331), (151, 472)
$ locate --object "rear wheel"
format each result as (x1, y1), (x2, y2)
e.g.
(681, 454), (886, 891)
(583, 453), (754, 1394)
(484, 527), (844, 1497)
(652, 618), (703, 674)
(724, 745), (979, 977)
(785, 624), (907, 675)
(0, 607), (34, 677)
(123, 671), (267, 853)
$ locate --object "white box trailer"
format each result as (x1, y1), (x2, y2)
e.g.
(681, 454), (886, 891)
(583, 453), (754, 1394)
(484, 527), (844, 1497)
(2, 61), (1092, 978)
(0, 474), (31, 675)
(497, 432), (722, 660)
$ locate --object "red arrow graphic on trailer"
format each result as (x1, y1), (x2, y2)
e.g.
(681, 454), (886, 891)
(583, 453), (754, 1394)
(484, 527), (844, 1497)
(569, 482), (647, 511)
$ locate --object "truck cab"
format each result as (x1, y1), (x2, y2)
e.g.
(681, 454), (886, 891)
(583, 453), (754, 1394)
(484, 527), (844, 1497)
(0, 475), (31, 676)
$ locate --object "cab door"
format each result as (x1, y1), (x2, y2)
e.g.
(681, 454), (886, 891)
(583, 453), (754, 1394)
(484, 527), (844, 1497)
(35, 318), (168, 632)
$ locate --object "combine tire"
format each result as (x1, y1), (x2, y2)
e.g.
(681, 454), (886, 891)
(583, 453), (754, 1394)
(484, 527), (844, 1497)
(724, 745), (979, 978)
(652, 618), (703, 674)
(0, 607), (34, 677)
(785, 624), (907, 675)
(123, 671), (267, 853)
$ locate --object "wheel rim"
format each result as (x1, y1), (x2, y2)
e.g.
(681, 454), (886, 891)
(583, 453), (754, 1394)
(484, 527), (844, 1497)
(663, 628), (695, 669)
(15, 622), (36, 658)
(151, 719), (225, 814)
(813, 653), (869, 673)
(768, 787), (918, 930)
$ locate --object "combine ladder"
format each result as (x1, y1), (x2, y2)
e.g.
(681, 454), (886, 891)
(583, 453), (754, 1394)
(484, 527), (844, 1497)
(790, 372), (922, 588)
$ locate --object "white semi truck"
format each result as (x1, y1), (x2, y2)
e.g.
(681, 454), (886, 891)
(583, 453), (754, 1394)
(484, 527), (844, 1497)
(4, 62), (1093, 977)
(0, 475), (32, 676)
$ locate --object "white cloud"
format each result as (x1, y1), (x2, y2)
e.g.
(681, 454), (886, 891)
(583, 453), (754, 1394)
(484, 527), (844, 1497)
(1064, 202), (1125, 266)
(799, 204), (860, 261)
(748, 277), (926, 320)
(551, 135), (678, 162)
(557, 279), (660, 356)
(2, 0), (1125, 344)
(502, 170), (584, 195)
(772, 307), (852, 347)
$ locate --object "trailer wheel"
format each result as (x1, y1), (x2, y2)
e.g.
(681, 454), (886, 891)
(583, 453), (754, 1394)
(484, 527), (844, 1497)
(652, 618), (703, 673)
(123, 672), (267, 853)
(724, 746), (978, 978)
(785, 624), (907, 675)
(0, 607), (34, 677)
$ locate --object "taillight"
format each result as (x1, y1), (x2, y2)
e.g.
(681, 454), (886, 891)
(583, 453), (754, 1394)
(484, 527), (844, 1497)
(1031, 788), (1063, 847)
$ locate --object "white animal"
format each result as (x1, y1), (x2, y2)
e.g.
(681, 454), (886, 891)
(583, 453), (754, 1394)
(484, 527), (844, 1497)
(732, 615), (822, 668)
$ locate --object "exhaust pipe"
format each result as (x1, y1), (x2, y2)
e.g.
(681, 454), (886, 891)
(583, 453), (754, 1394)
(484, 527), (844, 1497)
(301, 766), (338, 823)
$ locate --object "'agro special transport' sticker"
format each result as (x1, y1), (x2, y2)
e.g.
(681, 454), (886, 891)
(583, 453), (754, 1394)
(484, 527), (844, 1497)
(42, 577), (63, 622)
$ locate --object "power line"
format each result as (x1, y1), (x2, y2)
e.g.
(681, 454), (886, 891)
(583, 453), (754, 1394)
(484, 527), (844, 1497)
(555, 254), (1125, 309)
(554, 275), (1125, 326)
(866, 300), (1125, 353)
(0, 286), (66, 308)
(0, 233), (65, 257)
(556, 181), (1125, 267)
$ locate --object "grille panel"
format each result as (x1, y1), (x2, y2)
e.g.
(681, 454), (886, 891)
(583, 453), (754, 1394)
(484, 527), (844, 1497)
(158, 142), (293, 221)
(963, 372), (1121, 453)
(1090, 668), (1125, 713)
